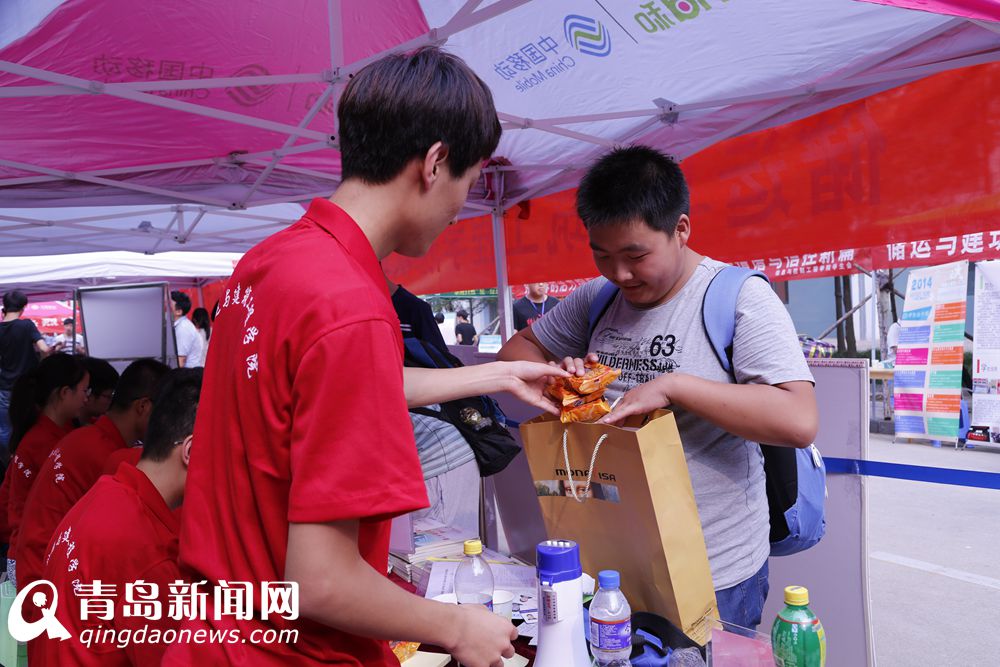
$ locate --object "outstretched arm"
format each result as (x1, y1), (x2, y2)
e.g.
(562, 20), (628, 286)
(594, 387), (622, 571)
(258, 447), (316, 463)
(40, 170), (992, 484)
(601, 374), (818, 448)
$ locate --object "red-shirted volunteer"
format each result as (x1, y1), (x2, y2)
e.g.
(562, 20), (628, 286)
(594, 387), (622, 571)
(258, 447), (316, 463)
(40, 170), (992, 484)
(16, 359), (169, 596)
(40, 369), (203, 666)
(0, 353), (88, 586)
(162, 48), (566, 667)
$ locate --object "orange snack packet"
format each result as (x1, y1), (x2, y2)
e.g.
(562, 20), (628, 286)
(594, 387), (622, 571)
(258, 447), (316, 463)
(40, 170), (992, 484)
(545, 383), (605, 408)
(565, 362), (621, 395)
(560, 399), (612, 424)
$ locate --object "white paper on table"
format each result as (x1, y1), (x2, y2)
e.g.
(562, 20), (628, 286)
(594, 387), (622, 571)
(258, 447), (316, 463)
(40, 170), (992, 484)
(512, 593), (537, 621)
(403, 651), (450, 667)
(518, 622), (537, 639)
(424, 562), (537, 599)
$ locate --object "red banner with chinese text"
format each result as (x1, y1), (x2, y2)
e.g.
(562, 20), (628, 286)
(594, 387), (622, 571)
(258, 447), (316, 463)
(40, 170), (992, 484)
(384, 63), (1000, 294)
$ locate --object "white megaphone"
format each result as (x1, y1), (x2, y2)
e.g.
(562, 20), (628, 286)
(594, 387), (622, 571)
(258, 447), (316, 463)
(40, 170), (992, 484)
(534, 539), (592, 667)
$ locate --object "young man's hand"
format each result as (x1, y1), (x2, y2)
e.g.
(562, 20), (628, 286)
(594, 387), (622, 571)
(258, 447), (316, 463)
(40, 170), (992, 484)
(551, 353), (601, 377)
(445, 604), (518, 667)
(500, 361), (570, 415)
(599, 374), (675, 426)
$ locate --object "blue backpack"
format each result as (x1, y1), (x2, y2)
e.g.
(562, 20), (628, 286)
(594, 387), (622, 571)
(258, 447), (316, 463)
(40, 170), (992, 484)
(587, 266), (826, 557)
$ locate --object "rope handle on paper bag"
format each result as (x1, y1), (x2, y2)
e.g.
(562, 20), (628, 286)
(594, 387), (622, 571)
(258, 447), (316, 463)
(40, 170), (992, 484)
(561, 430), (609, 503)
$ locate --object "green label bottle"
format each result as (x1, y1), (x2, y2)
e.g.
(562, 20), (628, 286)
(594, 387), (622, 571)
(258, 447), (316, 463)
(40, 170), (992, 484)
(771, 585), (826, 667)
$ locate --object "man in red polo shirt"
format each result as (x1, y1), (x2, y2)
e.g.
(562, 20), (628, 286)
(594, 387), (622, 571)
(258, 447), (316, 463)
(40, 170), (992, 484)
(17, 359), (168, 593)
(163, 48), (564, 667)
(39, 369), (202, 666)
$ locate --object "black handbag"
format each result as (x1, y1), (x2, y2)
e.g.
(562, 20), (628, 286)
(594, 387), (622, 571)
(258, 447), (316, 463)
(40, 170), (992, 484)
(403, 338), (521, 477)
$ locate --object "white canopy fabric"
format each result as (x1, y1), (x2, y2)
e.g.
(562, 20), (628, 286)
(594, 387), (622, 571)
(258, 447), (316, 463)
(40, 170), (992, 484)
(0, 250), (241, 296)
(0, 203), (304, 257)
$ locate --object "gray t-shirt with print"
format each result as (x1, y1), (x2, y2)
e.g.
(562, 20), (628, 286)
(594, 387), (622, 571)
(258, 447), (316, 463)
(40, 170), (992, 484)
(532, 257), (813, 590)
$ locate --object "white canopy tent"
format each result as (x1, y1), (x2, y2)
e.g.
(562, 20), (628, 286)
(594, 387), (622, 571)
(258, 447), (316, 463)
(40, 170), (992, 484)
(0, 203), (303, 257)
(0, 250), (242, 297)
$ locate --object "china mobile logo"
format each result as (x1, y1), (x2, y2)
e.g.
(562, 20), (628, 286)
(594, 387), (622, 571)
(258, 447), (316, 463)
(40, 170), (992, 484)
(563, 15), (612, 57)
(8, 580), (72, 642)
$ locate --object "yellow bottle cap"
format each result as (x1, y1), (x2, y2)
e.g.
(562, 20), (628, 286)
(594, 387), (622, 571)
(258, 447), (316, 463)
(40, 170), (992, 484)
(784, 585), (809, 606)
(463, 539), (483, 556)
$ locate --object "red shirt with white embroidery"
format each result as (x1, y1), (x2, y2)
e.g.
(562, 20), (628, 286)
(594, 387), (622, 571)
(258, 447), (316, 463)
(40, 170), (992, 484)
(1, 416), (73, 554)
(162, 199), (428, 666)
(17, 415), (128, 592)
(39, 462), (181, 666)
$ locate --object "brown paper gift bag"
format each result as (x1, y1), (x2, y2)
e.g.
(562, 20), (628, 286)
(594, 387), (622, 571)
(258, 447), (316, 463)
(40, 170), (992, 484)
(520, 410), (718, 645)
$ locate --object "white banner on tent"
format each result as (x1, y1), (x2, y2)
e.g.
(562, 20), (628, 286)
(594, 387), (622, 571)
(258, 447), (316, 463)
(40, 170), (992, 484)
(972, 261), (1000, 443)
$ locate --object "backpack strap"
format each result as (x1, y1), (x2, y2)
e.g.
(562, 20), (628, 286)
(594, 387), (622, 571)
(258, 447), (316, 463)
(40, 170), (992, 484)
(702, 266), (769, 375)
(587, 280), (620, 342)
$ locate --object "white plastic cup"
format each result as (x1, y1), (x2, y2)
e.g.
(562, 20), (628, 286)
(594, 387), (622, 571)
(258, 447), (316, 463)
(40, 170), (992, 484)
(492, 590), (514, 620)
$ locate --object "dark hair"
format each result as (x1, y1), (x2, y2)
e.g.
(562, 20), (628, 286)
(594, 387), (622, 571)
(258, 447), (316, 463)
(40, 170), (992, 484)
(211, 300), (220, 322)
(8, 353), (87, 453)
(111, 358), (169, 410)
(2, 290), (28, 314)
(434, 312), (445, 324)
(191, 307), (211, 339)
(62, 318), (74, 326)
(141, 368), (203, 462)
(338, 46), (501, 184)
(576, 146), (690, 235)
(81, 357), (119, 399)
(456, 309), (469, 320)
(170, 290), (192, 316)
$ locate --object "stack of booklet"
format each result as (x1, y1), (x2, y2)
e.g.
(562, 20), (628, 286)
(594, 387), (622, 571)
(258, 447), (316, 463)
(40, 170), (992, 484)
(389, 518), (474, 591)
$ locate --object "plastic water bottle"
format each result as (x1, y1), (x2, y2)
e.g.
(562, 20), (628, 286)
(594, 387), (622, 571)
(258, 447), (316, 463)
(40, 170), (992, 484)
(589, 570), (632, 666)
(771, 586), (826, 667)
(454, 539), (494, 610)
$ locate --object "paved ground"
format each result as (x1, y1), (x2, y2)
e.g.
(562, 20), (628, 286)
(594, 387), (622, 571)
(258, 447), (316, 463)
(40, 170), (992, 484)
(867, 434), (1000, 666)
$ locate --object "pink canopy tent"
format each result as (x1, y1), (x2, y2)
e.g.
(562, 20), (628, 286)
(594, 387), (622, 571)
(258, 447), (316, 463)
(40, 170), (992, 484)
(856, 0), (1000, 22)
(1, 0), (998, 329)
(1, 1), (996, 213)
(22, 300), (73, 334)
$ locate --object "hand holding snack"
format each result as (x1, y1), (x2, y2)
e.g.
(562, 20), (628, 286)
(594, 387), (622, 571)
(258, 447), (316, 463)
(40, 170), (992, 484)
(598, 374), (674, 426)
(553, 353), (601, 377)
(545, 360), (621, 424)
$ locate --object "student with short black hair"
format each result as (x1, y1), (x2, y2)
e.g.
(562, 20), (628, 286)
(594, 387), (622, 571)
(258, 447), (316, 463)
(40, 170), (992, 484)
(52, 317), (85, 355)
(0, 353), (88, 585)
(455, 309), (478, 346)
(78, 356), (119, 424)
(170, 290), (205, 368)
(165, 47), (565, 667)
(0, 290), (51, 447)
(500, 145), (819, 632)
(17, 359), (168, 603)
(41, 368), (202, 666)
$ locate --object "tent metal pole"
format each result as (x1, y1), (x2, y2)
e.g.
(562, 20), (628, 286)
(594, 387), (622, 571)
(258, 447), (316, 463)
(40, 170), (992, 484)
(0, 73), (326, 98)
(870, 267), (878, 364)
(0, 61), (331, 142)
(818, 293), (873, 341)
(0, 157), (231, 208)
(0, 142), (332, 188)
(491, 173), (513, 342)
(239, 84), (336, 206)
